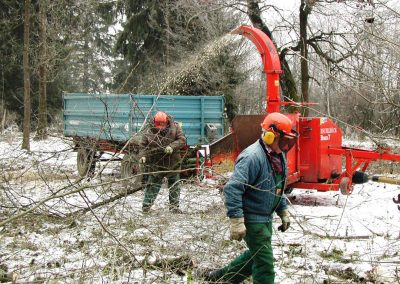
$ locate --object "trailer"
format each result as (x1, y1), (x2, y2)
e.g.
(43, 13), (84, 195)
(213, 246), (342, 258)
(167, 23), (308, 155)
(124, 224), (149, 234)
(63, 93), (225, 180)
(209, 25), (400, 194)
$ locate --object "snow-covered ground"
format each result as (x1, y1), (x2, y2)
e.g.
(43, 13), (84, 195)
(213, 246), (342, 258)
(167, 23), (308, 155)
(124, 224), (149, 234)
(0, 133), (399, 283)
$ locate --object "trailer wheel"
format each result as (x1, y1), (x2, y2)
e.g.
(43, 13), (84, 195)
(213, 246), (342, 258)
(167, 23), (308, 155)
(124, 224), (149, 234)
(339, 177), (352, 195)
(121, 154), (142, 186)
(77, 148), (96, 177)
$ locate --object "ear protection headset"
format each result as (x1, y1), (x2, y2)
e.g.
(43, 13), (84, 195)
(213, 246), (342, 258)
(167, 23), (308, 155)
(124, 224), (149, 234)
(262, 124), (278, 145)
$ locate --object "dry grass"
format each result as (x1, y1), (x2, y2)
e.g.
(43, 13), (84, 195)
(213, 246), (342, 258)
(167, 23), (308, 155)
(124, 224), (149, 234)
(1, 170), (73, 183)
(367, 160), (400, 176)
(212, 159), (235, 175)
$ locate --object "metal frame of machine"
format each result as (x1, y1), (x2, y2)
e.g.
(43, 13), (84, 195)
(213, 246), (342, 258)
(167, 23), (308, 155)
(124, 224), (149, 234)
(210, 25), (400, 194)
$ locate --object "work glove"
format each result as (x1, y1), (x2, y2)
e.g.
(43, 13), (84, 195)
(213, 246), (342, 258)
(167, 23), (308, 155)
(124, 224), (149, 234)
(277, 209), (290, 232)
(230, 217), (246, 241)
(164, 146), (173, 155)
(139, 156), (146, 164)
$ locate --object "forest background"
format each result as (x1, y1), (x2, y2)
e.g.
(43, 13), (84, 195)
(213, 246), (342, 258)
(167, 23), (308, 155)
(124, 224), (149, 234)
(0, 0), (399, 147)
(1, 1), (400, 283)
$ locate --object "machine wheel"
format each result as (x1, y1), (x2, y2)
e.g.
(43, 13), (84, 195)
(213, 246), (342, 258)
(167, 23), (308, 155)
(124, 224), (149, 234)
(77, 147), (96, 177)
(121, 154), (142, 186)
(339, 177), (352, 195)
(284, 187), (294, 194)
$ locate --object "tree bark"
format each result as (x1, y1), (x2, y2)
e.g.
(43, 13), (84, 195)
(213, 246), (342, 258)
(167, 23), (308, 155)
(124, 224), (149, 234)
(1, 109), (6, 133)
(83, 40), (90, 91)
(22, 0), (31, 150)
(36, 0), (48, 140)
(300, 0), (312, 117)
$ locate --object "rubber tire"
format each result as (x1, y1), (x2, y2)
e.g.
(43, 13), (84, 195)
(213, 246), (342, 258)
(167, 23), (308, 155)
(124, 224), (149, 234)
(121, 154), (142, 186)
(77, 148), (96, 177)
(284, 187), (294, 194)
(339, 177), (352, 195)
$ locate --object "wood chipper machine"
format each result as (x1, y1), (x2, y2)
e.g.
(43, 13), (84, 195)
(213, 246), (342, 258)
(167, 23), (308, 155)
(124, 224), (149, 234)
(209, 25), (400, 194)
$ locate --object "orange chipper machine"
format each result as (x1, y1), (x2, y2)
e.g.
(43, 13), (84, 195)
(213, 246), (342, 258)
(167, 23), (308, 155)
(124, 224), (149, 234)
(209, 25), (400, 194)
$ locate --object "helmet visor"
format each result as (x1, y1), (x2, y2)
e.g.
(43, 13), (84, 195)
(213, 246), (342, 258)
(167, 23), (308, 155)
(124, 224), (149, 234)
(278, 129), (298, 152)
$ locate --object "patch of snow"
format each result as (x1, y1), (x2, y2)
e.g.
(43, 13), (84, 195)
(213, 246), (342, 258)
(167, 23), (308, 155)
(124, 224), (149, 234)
(0, 133), (399, 283)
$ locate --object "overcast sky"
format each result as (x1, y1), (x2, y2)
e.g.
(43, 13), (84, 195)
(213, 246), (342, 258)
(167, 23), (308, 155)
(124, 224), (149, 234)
(268, 0), (297, 10)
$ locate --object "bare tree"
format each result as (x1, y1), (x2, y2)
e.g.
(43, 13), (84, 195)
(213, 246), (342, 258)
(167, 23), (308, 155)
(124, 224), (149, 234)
(299, 0), (313, 116)
(22, 0), (31, 150)
(36, 0), (48, 140)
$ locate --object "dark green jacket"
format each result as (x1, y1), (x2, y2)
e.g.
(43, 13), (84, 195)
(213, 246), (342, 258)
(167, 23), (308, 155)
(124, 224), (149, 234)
(140, 117), (186, 177)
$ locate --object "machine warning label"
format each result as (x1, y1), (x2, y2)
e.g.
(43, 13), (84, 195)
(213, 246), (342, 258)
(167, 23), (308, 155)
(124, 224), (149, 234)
(320, 128), (337, 141)
(320, 127), (337, 134)
(321, 135), (330, 141)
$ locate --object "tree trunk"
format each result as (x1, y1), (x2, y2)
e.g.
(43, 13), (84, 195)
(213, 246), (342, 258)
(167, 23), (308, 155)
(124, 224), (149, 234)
(22, 0), (31, 150)
(1, 67), (4, 133)
(1, 109), (6, 133)
(300, 0), (311, 117)
(83, 40), (89, 91)
(280, 48), (300, 113)
(36, 0), (48, 140)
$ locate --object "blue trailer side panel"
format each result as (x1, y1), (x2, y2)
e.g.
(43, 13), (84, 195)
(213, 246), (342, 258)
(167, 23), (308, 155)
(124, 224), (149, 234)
(63, 93), (132, 141)
(63, 93), (225, 145)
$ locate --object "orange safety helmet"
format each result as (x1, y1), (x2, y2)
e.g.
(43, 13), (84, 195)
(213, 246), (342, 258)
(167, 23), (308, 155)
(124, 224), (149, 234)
(261, 112), (295, 136)
(154, 111), (168, 129)
(261, 112), (298, 150)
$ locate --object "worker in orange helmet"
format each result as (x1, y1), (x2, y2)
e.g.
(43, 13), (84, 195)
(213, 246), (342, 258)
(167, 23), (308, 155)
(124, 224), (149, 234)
(196, 112), (298, 283)
(139, 111), (186, 213)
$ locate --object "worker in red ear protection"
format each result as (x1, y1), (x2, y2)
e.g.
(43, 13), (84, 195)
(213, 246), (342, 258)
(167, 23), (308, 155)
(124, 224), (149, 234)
(196, 112), (298, 283)
(139, 111), (186, 214)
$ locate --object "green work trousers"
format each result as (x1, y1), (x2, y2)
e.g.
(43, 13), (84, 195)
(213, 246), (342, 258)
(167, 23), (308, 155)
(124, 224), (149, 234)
(215, 222), (274, 284)
(142, 174), (181, 210)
